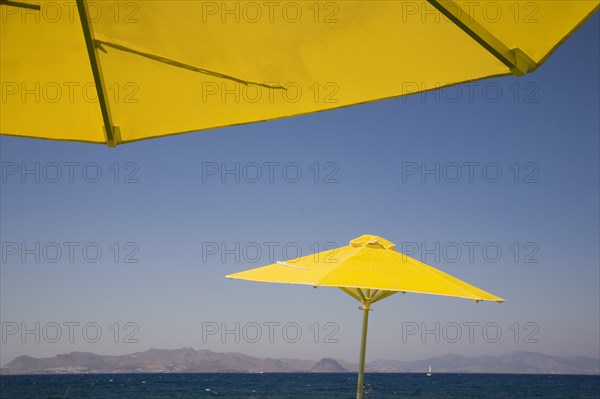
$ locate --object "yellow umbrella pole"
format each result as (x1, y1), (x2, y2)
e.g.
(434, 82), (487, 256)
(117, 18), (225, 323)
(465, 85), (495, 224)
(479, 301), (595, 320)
(356, 301), (371, 399)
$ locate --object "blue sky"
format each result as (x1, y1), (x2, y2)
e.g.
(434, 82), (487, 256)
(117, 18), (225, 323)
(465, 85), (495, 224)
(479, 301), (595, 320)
(1, 14), (598, 367)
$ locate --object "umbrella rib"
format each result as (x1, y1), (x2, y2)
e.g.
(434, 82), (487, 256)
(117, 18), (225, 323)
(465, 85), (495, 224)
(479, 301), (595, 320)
(356, 288), (367, 303)
(339, 287), (361, 302)
(426, 0), (537, 76)
(371, 290), (397, 304)
(76, 0), (120, 147)
(95, 39), (288, 91)
(0, 0), (40, 10)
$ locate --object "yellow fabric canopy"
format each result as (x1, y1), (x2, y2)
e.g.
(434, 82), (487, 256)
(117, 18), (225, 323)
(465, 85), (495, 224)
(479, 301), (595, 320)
(227, 234), (504, 302)
(1, 1), (597, 146)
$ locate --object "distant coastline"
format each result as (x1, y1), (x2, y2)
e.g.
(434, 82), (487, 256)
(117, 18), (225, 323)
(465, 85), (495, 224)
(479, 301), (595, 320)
(2, 349), (598, 375)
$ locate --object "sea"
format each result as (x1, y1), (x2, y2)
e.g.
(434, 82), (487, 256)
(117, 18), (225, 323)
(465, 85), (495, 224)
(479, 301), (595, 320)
(1, 373), (599, 399)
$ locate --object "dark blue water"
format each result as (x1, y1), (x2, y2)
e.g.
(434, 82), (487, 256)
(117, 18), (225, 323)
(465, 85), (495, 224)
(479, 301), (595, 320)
(1, 373), (598, 399)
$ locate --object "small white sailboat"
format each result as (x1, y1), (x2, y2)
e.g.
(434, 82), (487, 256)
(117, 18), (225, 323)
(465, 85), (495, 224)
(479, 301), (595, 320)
(426, 365), (432, 376)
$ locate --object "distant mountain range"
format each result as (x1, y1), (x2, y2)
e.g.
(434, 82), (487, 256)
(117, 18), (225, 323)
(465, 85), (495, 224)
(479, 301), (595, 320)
(1, 349), (598, 375)
(366, 352), (599, 374)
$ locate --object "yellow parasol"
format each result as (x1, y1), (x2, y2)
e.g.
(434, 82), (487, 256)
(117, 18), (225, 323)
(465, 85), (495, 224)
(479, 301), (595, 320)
(1, 1), (597, 145)
(227, 234), (504, 399)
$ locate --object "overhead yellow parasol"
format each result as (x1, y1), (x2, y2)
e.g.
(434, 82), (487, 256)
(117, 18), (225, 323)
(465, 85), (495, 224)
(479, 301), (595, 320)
(227, 234), (504, 399)
(1, 1), (598, 146)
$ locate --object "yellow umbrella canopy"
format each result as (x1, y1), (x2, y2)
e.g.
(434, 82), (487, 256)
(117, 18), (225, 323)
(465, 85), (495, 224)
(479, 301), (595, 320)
(1, 1), (598, 146)
(228, 234), (504, 302)
(227, 234), (504, 399)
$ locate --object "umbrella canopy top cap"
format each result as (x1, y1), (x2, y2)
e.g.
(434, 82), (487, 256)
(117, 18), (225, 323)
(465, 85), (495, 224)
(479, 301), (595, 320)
(350, 235), (395, 250)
